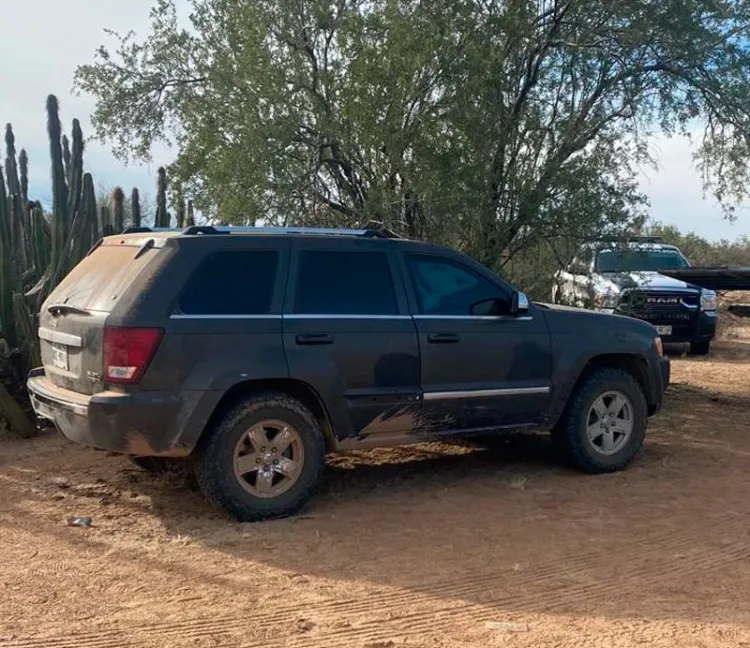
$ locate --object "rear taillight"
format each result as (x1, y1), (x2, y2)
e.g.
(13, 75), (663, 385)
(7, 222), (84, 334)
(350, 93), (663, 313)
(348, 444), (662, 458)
(103, 327), (163, 384)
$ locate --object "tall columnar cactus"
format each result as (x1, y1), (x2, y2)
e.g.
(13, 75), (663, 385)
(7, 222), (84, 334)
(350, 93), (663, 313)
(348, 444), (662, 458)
(176, 186), (186, 228)
(0, 166), (17, 347)
(131, 188), (141, 228)
(18, 149), (28, 207)
(4, 125), (27, 269)
(100, 204), (113, 237)
(155, 166), (168, 227)
(84, 175), (99, 245)
(113, 187), (125, 232)
(66, 119), (84, 226)
(62, 134), (71, 189)
(47, 95), (69, 278)
(187, 199), (195, 226)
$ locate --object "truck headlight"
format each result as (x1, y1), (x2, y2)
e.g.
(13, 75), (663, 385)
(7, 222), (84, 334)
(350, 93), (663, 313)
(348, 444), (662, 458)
(700, 290), (717, 311)
(593, 290), (620, 309)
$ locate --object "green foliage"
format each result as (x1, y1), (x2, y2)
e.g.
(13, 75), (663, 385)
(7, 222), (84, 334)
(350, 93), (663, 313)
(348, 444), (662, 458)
(76, 0), (750, 267)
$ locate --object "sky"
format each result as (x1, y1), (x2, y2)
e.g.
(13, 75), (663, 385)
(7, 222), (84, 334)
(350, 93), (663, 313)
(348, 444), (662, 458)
(1, 0), (749, 242)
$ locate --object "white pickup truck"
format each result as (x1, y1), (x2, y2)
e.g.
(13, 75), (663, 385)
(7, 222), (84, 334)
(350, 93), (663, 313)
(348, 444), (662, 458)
(553, 237), (718, 355)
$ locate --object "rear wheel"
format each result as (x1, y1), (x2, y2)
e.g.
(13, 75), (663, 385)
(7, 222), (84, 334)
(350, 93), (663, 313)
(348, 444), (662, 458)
(689, 341), (711, 356)
(552, 368), (647, 474)
(194, 392), (326, 522)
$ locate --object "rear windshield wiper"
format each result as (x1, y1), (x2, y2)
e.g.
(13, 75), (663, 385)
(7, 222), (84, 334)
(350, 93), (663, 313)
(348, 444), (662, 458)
(46, 304), (91, 316)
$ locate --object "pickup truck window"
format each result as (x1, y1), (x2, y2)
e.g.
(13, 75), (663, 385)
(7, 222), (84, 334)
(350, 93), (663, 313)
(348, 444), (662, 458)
(407, 254), (507, 316)
(294, 250), (398, 315)
(179, 250), (278, 315)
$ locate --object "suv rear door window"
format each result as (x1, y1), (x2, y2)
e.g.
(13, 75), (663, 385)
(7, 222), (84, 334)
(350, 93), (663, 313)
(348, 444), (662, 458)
(294, 251), (398, 315)
(179, 251), (278, 315)
(407, 254), (506, 316)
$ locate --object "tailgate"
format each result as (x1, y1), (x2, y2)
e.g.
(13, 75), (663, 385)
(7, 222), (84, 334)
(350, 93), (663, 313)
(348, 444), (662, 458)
(39, 241), (161, 395)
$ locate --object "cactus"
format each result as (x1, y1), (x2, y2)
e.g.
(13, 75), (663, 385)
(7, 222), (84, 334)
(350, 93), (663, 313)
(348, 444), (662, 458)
(187, 199), (195, 226)
(62, 134), (72, 189)
(131, 188), (141, 228)
(47, 95), (68, 275)
(176, 187), (186, 228)
(155, 166), (168, 227)
(100, 204), (113, 236)
(18, 149), (28, 207)
(84, 175), (99, 246)
(0, 165), (16, 347)
(112, 187), (125, 232)
(66, 119), (84, 227)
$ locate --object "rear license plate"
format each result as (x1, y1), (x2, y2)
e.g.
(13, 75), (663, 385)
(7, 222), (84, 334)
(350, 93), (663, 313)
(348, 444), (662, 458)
(656, 325), (672, 337)
(51, 342), (69, 371)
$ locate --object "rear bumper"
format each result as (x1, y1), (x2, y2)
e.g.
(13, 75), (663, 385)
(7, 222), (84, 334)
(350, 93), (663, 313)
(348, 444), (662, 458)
(27, 368), (193, 457)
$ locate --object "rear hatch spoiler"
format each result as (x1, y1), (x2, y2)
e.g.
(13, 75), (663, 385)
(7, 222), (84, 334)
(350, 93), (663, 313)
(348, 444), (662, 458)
(660, 267), (750, 292)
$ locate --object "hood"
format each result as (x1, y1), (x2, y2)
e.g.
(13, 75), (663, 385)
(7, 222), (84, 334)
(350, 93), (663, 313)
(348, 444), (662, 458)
(537, 301), (656, 337)
(598, 271), (699, 292)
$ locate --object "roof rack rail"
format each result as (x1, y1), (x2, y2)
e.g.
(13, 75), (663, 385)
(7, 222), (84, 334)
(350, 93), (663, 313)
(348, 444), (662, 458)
(120, 224), (405, 239)
(179, 225), (402, 239)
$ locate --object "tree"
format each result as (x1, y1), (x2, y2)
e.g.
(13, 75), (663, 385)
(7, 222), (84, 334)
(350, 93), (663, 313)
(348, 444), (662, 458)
(75, 0), (750, 271)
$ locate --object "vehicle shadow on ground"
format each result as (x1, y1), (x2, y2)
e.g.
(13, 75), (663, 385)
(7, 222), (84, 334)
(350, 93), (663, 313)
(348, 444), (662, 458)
(3, 385), (749, 633)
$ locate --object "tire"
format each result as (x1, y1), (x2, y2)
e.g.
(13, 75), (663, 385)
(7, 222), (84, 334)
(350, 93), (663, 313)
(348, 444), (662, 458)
(194, 392), (326, 522)
(128, 456), (185, 474)
(551, 367), (647, 474)
(689, 341), (711, 356)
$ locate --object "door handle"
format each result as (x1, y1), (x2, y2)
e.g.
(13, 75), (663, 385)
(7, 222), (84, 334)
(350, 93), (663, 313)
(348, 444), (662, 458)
(295, 333), (335, 345)
(427, 332), (460, 344)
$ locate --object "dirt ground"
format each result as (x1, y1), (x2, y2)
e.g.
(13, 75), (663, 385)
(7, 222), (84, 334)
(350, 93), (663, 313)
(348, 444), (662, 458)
(2, 327), (750, 647)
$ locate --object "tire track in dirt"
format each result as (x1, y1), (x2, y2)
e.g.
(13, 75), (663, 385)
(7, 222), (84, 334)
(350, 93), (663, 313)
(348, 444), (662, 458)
(4, 513), (746, 648)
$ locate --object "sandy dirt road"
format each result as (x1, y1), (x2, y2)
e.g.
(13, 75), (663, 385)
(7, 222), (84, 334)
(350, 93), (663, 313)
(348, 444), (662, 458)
(1, 340), (750, 647)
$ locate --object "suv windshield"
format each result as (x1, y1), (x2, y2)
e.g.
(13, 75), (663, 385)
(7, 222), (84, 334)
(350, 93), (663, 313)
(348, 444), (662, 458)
(595, 248), (689, 273)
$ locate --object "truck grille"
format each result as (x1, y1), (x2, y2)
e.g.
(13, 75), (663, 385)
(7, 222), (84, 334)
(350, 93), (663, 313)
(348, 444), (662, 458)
(617, 290), (700, 323)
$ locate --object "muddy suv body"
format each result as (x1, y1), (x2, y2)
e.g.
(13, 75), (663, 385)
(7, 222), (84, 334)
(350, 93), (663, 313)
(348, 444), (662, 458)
(29, 226), (670, 520)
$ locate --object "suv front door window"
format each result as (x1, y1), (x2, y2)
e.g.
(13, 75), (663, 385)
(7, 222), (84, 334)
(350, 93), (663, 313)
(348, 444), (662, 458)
(408, 255), (509, 316)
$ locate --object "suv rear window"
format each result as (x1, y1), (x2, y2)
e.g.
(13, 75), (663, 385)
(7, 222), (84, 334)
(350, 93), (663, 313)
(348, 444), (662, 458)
(179, 251), (278, 315)
(294, 250), (398, 315)
(46, 243), (159, 313)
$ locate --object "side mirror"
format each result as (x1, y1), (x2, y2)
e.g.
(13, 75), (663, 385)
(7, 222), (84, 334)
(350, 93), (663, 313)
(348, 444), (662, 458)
(510, 291), (529, 316)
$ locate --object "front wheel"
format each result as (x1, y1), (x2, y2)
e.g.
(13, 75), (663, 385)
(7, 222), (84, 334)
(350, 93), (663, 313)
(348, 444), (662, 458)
(552, 368), (647, 474)
(689, 341), (711, 356)
(194, 392), (326, 522)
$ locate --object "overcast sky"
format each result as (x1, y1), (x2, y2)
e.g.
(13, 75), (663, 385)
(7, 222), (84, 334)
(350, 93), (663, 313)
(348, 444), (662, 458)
(2, 0), (749, 241)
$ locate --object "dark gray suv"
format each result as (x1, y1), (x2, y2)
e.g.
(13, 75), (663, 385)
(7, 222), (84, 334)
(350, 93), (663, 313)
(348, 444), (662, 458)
(28, 226), (670, 521)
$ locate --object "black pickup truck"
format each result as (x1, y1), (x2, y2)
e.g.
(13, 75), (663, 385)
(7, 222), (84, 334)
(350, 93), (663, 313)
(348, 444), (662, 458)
(28, 226), (670, 521)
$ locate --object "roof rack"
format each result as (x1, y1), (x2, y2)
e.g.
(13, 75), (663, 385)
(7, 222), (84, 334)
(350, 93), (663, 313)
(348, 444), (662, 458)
(121, 224), (402, 239)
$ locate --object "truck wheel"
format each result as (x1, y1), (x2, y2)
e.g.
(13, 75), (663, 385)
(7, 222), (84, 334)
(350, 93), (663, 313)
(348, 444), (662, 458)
(194, 392), (326, 522)
(689, 341), (711, 356)
(552, 368), (647, 474)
